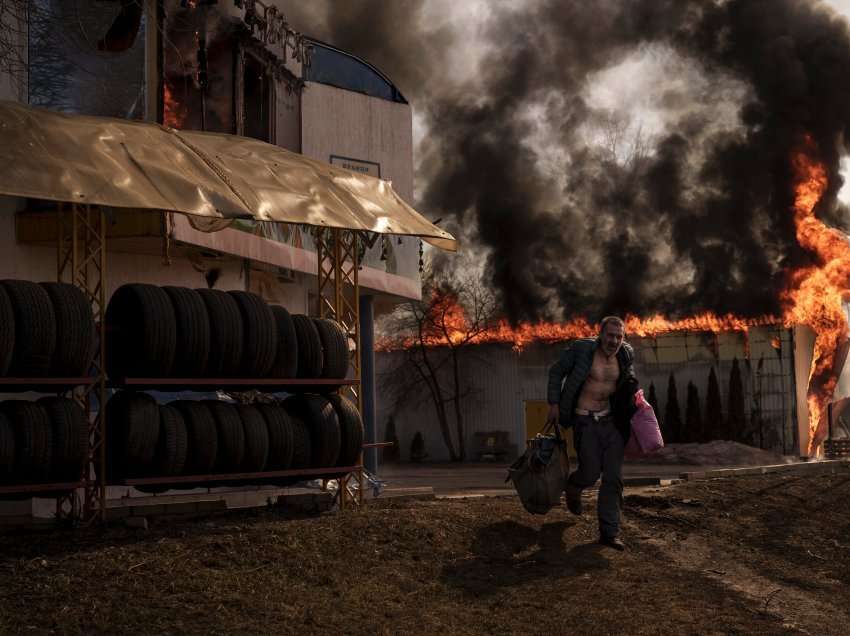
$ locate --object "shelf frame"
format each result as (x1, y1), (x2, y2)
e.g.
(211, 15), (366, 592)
(58, 202), (107, 525)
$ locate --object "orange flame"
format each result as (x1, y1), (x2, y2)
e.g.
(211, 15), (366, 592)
(163, 82), (188, 129)
(782, 144), (850, 455)
(379, 298), (774, 353)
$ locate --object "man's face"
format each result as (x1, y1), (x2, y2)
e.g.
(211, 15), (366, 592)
(601, 322), (625, 356)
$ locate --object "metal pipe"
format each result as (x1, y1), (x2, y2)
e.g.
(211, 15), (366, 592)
(123, 464), (362, 486)
(360, 294), (378, 474)
(828, 401), (834, 442)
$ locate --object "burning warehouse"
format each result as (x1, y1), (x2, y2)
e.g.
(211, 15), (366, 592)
(333, 0), (850, 465)
(378, 315), (850, 463)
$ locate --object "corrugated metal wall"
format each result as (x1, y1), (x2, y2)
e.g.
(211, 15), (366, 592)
(376, 326), (798, 462)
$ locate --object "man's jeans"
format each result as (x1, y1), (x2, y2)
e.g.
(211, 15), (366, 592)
(566, 414), (625, 539)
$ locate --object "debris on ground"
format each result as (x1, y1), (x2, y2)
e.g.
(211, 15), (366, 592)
(0, 470), (848, 635)
(633, 440), (793, 465)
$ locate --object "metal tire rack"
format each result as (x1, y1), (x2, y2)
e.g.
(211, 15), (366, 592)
(0, 203), (106, 523)
(0, 205), (365, 524)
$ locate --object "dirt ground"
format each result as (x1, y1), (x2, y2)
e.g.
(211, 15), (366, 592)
(1, 470), (849, 635)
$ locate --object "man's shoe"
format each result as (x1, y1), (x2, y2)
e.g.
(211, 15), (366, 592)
(565, 495), (582, 516)
(598, 536), (625, 551)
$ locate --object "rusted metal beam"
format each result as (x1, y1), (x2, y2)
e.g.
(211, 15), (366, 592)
(0, 481), (83, 495)
(122, 465), (361, 486)
(58, 203), (107, 524)
(0, 378), (96, 387)
(108, 378), (359, 387)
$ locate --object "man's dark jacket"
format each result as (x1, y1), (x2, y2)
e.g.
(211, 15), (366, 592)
(547, 338), (638, 441)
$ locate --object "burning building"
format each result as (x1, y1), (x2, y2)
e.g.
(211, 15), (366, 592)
(0, 0), (433, 516)
(377, 312), (850, 463)
(4, 0), (422, 316)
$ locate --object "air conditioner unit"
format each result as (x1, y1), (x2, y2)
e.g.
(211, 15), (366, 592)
(276, 267), (297, 284)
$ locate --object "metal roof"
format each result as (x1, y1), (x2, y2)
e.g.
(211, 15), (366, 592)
(0, 101), (456, 251)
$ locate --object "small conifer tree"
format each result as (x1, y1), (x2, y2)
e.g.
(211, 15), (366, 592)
(685, 381), (703, 443)
(705, 367), (723, 442)
(664, 373), (683, 443)
(727, 358), (747, 443)
(383, 415), (400, 462)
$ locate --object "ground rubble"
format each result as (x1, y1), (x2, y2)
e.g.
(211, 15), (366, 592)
(0, 468), (848, 635)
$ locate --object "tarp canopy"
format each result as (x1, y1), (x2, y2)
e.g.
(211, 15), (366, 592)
(0, 101), (456, 251)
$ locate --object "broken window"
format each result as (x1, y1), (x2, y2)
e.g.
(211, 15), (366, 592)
(241, 49), (272, 142)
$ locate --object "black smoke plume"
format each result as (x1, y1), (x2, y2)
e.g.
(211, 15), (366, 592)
(288, 0), (850, 324)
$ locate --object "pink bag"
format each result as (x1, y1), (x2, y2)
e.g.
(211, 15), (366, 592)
(625, 389), (664, 457)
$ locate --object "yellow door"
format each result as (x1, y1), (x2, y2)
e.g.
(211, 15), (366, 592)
(524, 400), (577, 458)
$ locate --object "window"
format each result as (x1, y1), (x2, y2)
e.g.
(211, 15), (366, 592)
(304, 39), (407, 104)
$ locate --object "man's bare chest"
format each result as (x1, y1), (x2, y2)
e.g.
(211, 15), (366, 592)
(588, 352), (619, 383)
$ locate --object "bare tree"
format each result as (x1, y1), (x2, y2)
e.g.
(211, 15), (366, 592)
(0, 1), (28, 95)
(599, 109), (649, 172)
(379, 264), (497, 461)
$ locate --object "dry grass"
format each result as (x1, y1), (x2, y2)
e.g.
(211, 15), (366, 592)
(1, 470), (849, 635)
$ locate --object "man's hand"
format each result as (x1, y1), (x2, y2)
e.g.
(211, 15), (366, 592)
(546, 403), (559, 427)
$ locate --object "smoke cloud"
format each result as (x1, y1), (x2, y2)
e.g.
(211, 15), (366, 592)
(287, 0), (850, 323)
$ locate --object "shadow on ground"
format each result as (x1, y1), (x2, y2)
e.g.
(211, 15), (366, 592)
(440, 519), (610, 595)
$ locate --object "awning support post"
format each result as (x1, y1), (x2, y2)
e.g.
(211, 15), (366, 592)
(316, 227), (362, 508)
(58, 203), (107, 524)
(360, 294), (377, 475)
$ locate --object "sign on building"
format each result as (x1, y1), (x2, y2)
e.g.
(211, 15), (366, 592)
(330, 155), (381, 178)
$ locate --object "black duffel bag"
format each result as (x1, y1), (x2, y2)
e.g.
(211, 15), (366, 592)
(506, 422), (570, 515)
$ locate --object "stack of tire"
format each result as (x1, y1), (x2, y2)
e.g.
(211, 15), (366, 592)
(0, 398), (89, 493)
(103, 391), (363, 488)
(0, 280), (95, 379)
(105, 284), (349, 383)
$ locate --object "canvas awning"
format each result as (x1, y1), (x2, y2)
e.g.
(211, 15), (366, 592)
(0, 101), (456, 251)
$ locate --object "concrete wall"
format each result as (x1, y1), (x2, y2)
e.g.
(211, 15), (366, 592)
(301, 81), (421, 282)
(0, 5), (26, 103)
(0, 199), (311, 310)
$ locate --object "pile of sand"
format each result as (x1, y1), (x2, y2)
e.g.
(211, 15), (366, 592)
(633, 440), (794, 466)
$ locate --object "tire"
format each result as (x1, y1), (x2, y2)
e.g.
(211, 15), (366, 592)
(274, 408), (311, 486)
(236, 405), (269, 472)
(0, 285), (14, 376)
(255, 403), (294, 470)
(163, 287), (211, 378)
(134, 405), (189, 494)
(1, 401), (52, 483)
(204, 401), (245, 473)
(195, 289), (243, 377)
(327, 394), (364, 468)
(268, 306), (298, 379)
(229, 291), (276, 377)
(105, 284), (177, 379)
(40, 282), (95, 377)
(172, 400), (217, 476)
(1, 280), (56, 377)
(292, 315), (322, 379)
(38, 397), (88, 482)
(0, 411), (15, 483)
(283, 394), (340, 469)
(153, 405), (188, 477)
(313, 318), (349, 379)
(104, 391), (159, 482)
(288, 414), (312, 470)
